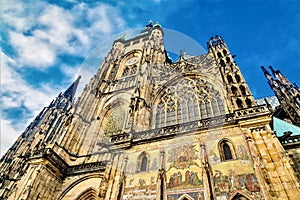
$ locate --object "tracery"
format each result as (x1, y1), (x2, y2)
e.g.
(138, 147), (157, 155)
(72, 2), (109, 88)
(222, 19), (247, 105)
(155, 77), (225, 128)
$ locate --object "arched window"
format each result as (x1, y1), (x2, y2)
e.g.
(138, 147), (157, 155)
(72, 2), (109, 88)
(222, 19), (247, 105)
(219, 139), (236, 161)
(227, 75), (233, 84)
(223, 49), (227, 56)
(137, 152), (149, 172)
(103, 105), (126, 135)
(155, 78), (225, 128)
(235, 74), (241, 83)
(226, 57), (231, 63)
(240, 85), (246, 95)
(220, 59), (226, 67)
(231, 86), (238, 95)
(217, 52), (222, 58)
(245, 98), (252, 107)
(236, 98), (243, 109)
(141, 156), (147, 172)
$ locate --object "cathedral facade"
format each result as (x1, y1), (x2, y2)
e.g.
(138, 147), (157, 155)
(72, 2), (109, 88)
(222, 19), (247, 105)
(1, 22), (300, 200)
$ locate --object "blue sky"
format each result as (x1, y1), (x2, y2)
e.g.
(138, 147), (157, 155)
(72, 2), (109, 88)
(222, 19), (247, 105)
(1, 0), (299, 155)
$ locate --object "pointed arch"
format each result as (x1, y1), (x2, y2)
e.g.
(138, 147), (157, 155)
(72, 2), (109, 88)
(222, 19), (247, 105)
(99, 93), (131, 136)
(245, 98), (252, 107)
(76, 188), (98, 200)
(227, 74), (234, 84)
(115, 49), (143, 79)
(235, 74), (241, 83)
(217, 52), (222, 58)
(153, 76), (226, 128)
(137, 151), (150, 172)
(236, 98), (243, 109)
(240, 85), (246, 95)
(58, 174), (103, 200)
(218, 139), (236, 161)
(231, 86), (238, 95)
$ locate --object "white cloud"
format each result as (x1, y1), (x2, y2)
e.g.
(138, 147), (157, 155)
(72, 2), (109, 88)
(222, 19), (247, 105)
(9, 32), (56, 68)
(0, 0), (129, 157)
(0, 50), (60, 156)
(0, 119), (20, 156)
(2, 1), (127, 69)
(1, 51), (57, 111)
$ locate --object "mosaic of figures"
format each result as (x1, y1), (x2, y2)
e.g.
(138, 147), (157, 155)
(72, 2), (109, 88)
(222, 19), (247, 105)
(167, 191), (204, 200)
(167, 170), (203, 189)
(166, 143), (205, 200)
(167, 144), (199, 169)
(213, 169), (260, 199)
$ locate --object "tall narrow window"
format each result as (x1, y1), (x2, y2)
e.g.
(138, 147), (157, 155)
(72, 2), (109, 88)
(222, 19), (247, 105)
(236, 98), (243, 109)
(155, 105), (164, 128)
(220, 59), (225, 67)
(227, 75), (233, 84)
(240, 85), (246, 95)
(231, 86), (238, 95)
(245, 98), (252, 107)
(226, 57), (231, 63)
(200, 103), (207, 118)
(223, 143), (233, 160)
(137, 152), (149, 172)
(219, 139), (236, 161)
(235, 74), (241, 83)
(141, 156), (147, 172)
(217, 52), (222, 58)
(206, 101), (212, 117)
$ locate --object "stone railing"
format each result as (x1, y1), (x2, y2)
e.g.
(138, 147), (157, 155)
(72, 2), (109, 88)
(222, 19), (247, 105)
(234, 105), (269, 119)
(110, 106), (269, 145)
(110, 114), (236, 144)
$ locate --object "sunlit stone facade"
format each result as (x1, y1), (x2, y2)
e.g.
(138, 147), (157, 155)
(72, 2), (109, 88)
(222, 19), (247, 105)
(1, 22), (300, 200)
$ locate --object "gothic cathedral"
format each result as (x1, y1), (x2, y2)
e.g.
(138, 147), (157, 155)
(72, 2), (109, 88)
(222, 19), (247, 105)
(1, 21), (300, 200)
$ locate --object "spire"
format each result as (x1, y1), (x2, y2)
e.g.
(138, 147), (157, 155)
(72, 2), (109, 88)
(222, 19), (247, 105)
(261, 66), (274, 83)
(269, 65), (277, 75)
(63, 76), (81, 101)
(269, 66), (292, 86)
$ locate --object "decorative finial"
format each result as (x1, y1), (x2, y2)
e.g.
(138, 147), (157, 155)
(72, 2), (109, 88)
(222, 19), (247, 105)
(146, 19), (153, 28)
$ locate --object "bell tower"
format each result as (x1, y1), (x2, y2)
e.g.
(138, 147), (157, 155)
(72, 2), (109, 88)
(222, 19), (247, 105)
(207, 35), (256, 111)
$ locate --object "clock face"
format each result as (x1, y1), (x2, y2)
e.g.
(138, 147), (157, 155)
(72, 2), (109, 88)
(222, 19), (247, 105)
(125, 56), (139, 66)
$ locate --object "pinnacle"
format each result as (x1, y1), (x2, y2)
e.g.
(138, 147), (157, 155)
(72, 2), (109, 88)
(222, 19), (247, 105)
(63, 76), (81, 101)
